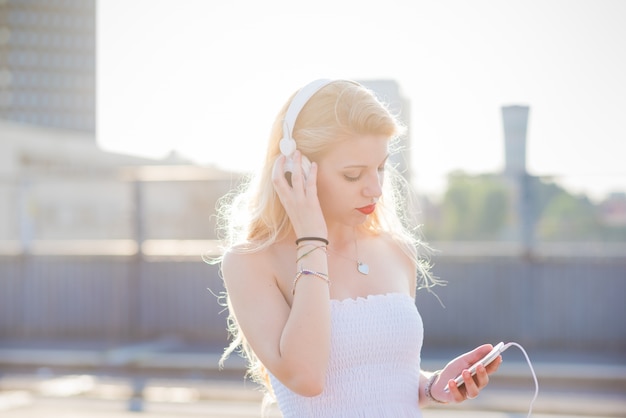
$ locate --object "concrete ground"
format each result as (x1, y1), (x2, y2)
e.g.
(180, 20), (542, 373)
(0, 396), (623, 418)
(0, 341), (624, 417)
(1, 370), (624, 418)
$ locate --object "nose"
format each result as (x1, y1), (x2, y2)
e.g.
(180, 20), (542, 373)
(363, 170), (383, 199)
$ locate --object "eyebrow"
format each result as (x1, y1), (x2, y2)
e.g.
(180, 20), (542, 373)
(342, 154), (390, 169)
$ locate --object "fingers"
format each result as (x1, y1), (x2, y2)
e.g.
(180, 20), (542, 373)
(291, 151), (316, 192)
(271, 152), (326, 236)
(485, 355), (503, 374)
(466, 363), (489, 398)
(445, 377), (465, 402)
(272, 151), (311, 191)
(304, 158), (318, 194)
(446, 363), (489, 402)
(443, 346), (502, 404)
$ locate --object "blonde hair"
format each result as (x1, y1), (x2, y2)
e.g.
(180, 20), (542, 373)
(212, 80), (439, 400)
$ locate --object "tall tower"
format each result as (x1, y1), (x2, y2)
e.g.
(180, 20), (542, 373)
(501, 105), (533, 254)
(0, 0), (96, 133)
(501, 105), (529, 177)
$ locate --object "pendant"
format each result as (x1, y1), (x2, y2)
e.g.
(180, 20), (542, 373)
(357, 261), (369, 275)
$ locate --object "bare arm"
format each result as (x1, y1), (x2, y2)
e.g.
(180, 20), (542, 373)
(223, 154), (332, 396)
(222, 248), (331, 396)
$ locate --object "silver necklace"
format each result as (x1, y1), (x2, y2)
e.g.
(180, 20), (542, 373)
(328, 238), (369, 275)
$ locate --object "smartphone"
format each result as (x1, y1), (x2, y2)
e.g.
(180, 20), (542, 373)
(444, 342), (507, 393)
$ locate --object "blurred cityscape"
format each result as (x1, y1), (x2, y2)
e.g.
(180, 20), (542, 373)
(1, 1), (625, 417)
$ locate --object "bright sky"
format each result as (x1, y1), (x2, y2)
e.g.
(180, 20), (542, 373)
(97, 0), (626, 200)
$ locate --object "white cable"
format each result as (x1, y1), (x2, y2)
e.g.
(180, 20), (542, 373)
(503, 342), (539, 418)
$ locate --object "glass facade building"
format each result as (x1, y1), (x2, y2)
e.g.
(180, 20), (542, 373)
(0, 0), (96, 133)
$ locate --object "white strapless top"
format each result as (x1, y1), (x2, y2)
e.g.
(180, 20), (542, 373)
(269, 293), (424, 417)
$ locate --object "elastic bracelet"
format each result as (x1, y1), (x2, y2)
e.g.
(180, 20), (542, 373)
(424, 370), (448, 404)
(295, 236), (329, 246)
(296, 245), (327, 263)
(292, 269), (331, 296)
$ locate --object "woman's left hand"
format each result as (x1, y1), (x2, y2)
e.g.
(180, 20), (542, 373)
(433, 344), (502, 403)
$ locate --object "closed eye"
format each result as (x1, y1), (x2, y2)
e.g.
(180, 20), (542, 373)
(343, 155), (388, 182)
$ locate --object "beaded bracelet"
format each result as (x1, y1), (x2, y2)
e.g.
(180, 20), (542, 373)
(295, 236), (329, 246)
(292, 269), (331, 295)
(424, 370), (448, 404)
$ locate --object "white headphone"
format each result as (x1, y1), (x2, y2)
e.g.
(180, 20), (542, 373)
(279, 79), (334, 182)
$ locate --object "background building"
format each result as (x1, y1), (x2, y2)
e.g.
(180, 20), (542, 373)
(0, 0), (96, 132)
(0, 119), (238, 253)
(359, 79), (412, 180)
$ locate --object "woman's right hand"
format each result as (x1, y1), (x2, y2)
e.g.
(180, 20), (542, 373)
(272, 151), (328, 239)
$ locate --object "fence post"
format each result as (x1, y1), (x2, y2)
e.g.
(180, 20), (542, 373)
(128, 180), (145, 339)
(18, 177), (34, 255)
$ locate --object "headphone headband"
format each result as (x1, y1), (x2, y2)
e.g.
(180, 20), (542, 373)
(279, 79), (333, 157)
(283, 79), (334, 141)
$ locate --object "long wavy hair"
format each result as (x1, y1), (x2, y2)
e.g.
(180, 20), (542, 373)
(211, 79), (439, 402)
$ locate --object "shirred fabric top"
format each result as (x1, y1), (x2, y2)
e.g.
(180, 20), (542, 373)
(269, 292), (424, 417)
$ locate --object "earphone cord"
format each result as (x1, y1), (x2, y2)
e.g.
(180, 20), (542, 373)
(502, 342), (539, 418)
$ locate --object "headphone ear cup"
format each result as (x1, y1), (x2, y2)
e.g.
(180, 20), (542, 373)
(279, 136), (297, 157)
(283, 155), (311, 187)
(279, 136), (297, 186)
(283, 155), (294, 174)
(278, 153), (311, 187)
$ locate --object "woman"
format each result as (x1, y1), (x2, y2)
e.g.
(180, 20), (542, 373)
(215, 79), (502, 417)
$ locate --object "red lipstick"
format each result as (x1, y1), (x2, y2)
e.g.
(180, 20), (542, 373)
(357, 204), (376, 215)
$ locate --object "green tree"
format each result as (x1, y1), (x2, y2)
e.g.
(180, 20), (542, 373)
(536, 191), (600, 241)
(422, 172), (624, 242)
(435, 172), (510, 240)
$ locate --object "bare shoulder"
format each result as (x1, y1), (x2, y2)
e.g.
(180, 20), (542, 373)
(376, 232), (417, 263)
(221, 243), (295, 307)
(377, 232), (418, 293)
(221, 245), (269, 273)
(221, 245), (275, 290)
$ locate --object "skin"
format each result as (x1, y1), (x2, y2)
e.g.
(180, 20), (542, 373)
(221, 134), (502, 404)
